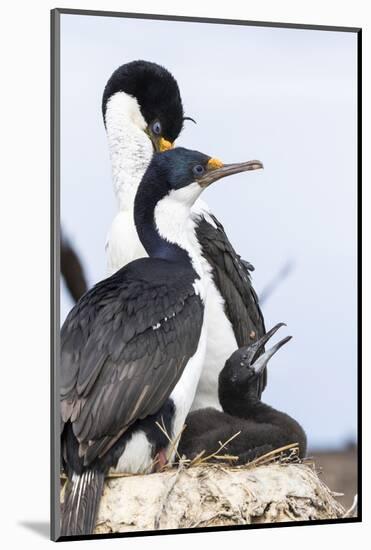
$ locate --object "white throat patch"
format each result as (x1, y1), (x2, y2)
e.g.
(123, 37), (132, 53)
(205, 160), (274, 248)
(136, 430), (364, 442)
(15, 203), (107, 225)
(105, 91), (153, 210)
(153, 184), (210, 300)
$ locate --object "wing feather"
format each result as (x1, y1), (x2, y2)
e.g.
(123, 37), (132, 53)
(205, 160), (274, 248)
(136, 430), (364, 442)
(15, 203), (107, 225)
(195, 213), (265, 347)
(61, 261), (203, 465)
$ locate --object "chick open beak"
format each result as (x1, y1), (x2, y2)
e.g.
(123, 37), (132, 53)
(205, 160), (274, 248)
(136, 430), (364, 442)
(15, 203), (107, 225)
(247, 323), (292, 376)
(198, 157), (264, 188)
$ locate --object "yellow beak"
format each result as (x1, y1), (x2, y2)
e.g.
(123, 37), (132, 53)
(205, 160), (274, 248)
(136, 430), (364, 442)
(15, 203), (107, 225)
(207, 157), (224, 170)
(158, 137), (173, 152)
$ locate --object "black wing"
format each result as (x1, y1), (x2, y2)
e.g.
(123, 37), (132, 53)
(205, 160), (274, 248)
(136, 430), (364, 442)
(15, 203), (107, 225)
(60, 259), (203, 465)
(195, 213), (265, 348)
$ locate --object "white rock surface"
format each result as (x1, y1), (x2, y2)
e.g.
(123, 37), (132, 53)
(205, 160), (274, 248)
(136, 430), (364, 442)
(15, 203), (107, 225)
(91, 463), (345, 534)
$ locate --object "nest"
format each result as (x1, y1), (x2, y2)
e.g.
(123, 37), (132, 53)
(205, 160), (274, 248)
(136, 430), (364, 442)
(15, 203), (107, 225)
(61, 432), (354, 534)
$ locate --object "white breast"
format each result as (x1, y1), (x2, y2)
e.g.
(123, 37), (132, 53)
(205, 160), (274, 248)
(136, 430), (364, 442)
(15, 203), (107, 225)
(190, 280), (237, 411)
(106, 210), (146, 276)
(167, 321), (207, 461)
(189, 201), (238, 410)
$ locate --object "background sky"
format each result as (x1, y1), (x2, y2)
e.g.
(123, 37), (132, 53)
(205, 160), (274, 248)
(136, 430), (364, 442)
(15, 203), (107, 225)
(60, 14), (357, 449)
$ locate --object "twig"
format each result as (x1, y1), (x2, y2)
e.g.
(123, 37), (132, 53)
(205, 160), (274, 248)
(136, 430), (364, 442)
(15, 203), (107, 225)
(259, 259), (294, 304)
(189, 449), (206, 466)
(195, 431), (241, 465)
(153, 459), (186, 529)
(246, 442), (300, 468)
(155, 420), (186, 465)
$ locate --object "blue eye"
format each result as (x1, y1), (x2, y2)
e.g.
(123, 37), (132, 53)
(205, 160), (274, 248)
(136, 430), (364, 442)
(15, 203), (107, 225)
(152, 121), (162, 135)
(193, 164), (205, 176)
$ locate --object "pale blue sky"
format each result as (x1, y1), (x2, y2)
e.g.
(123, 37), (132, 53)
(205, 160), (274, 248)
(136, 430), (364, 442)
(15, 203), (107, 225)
(60, 14), (357, 449)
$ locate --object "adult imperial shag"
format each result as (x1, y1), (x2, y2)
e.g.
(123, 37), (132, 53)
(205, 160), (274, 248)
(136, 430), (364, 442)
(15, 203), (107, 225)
(103, 60), (267, 410)
(60, 147), (262, 537)
(179, 324), (307, 463)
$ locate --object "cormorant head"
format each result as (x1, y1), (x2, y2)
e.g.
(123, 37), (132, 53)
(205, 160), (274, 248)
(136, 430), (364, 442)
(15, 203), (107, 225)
(102, 60), (185, 152)
(134, 147), (263, 260)
(137, 146), (264, 208)
(219, 323), (292, 403)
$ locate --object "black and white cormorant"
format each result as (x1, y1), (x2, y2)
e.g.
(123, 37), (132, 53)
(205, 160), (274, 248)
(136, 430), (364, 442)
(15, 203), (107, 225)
(179, 324), (307, 463)
(103, 60), (267, 410)
(60, 147), (262, 536)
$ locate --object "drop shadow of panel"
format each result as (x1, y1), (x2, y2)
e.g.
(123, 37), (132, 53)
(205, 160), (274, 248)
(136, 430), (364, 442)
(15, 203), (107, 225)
(18, 521), (49, 539)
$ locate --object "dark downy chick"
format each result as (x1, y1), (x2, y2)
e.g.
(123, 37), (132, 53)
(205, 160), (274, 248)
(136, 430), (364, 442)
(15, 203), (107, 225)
(179, 324), (307, 464)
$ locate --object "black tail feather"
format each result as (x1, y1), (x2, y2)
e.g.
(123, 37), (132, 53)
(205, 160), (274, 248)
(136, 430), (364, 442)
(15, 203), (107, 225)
(61, 470), (105, 537)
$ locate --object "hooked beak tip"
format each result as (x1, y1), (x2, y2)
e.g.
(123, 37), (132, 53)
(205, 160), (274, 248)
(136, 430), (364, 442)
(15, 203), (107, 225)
(253, 335), (292, 375)
(198, 158), (264, 188)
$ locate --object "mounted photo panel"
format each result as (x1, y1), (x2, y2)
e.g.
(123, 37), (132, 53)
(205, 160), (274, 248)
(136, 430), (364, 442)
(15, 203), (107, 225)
(51, 8), (361, 541)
